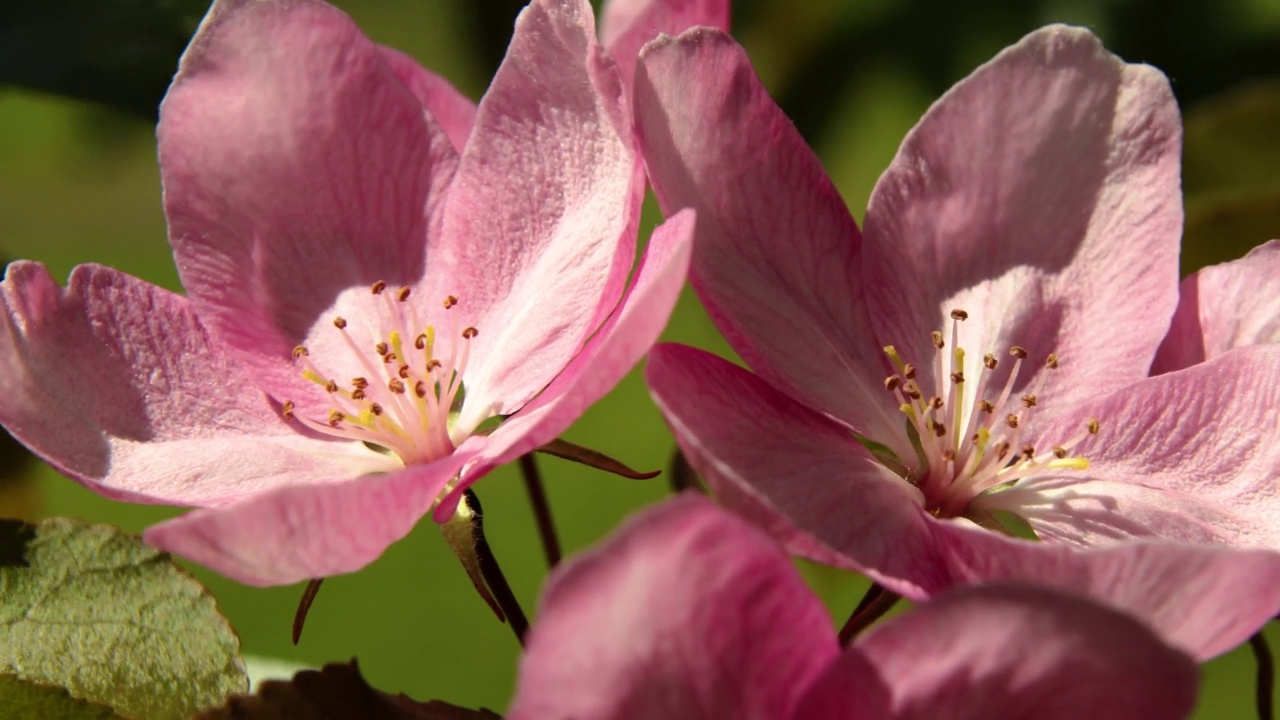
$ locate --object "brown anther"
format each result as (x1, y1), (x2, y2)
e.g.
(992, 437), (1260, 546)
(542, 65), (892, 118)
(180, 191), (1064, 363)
(1021, 394), (1038, 408)
(371, 281), (387, 295)
(388, 378), (406, 394)
(904, 382), (922, 400)
(352, 377), (369, 389)
(932, 422), (947, 437)
(931, 331), (945, 349)
(415, 334), (428, 350)
(1020, 443), (1036, 460)
(397, 287), (411, 302)
(1005, 414), (1020, 428)
(950, 371), (965, 384)
(995, 441), (1011, 460)
(414, 381), (427, 398)
(281, 401), (295, 420)
(930, 396), (944, 410)
(1052, 446), (1067, 459)
(398, 364), (410, 379)
(443, 295), (458, 309)
(369, 403), (384, 416)
(1009, 346), (1028, 359)
(902, 363), (917, 379)
(327, 410), (345, 427)
(941, 449), (956, 461)
(462, 326), (478, 339)
(1087, 418), (1100, 435)
(333, 317), (347, 329)
(950, 309), (969, 321)
(383, 352), (397, 364)
(884, 375), (902, 392)
(426, 359), (442, 372)
(292, 345), (309, 358)
(375, 342), (389, 355)
(351, 389), (367, 401)
(983, 353), (997, 370)
(1045, 353), (1060, 369)
(978, 399), (995, 413)
(325, 380), (339, 393)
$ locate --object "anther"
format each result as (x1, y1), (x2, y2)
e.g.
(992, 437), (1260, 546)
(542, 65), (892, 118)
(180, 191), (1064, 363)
(375, 342), (389, 356)
(931, 331), (945, 349)
(426, 359), (442, 372)
(978, 400), (995, 413)
(333, 317), (347, 329)
(1087, 418), (1100, 435)
(382, 352), (397, 364)
(1021, 443), (1036, 460)
(884, 375), (902, 392)
(950, 309), (969, 321)
(930, 396), (944, 410)
(932, 422), (947, 437)
(941, 449), (956, 461)
(352, 389), (366, 400)
(292, 345), (309, 358)
(1005, 414), (1020, 428)
(352, 377), (369, 389)
(950, 371), (965, 384)
(397, 287), (411, 302)
(1045, 353), (1060, 369)
(281, 401), (295, 420)
(1009, 346), (1028, 359)
(415, 334), (428, 350)
(328, 410), (345, 427)
(398, 365), (410, 379)
(388, 378), (406, 394)
(325, 380), (339, 393)
(902, 363), (917, 379)
(443, 295), (458, 309)
(1021, 394), (1038, 408)
(462, 327), (479, 339)
(983, 353), (997, 369)
(1053, 446), (1067, 459)
(369, 403), (383, 416)
(371, 281), (387, 295)
(414, 381), (427, 398)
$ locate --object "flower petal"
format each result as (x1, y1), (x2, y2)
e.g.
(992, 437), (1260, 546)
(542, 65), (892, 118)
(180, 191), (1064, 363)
(852, 583), (1197, 719)
(1153, 239), (1280, 373)
(159, 0), (458, 405)
(862, 25), (1182, 435)
(635, 29), (906, 454)
(456, 210), (694, 488)
(438, 0), (644, 423)
(507, 493), (838, 720)
(144, 446), (477, 586)
(644, 343), (938, 597)
(377, 46), (477, 153)
(1028, 344), (1280, 550)
(0, 262), (395, 505)
(600, 0), (730, 90)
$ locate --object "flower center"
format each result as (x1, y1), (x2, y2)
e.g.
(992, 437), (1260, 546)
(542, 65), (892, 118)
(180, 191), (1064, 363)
(281, 281), (478, 465)
(880, 309), (1099, 520)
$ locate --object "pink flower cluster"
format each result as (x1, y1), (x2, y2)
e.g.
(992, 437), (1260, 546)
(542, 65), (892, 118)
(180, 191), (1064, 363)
(2, 0), (1278, 715)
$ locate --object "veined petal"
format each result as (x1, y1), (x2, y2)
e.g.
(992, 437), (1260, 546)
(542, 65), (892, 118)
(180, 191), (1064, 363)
(378, 46), (477, 154)
(507, 494), (838, 720)
(447, 209), (694, 514)
(635, 29), (906, 455)
(1035, 344), (1280, 550)
(0, 262), (395, 505)
(1153, 239), (1280, 373)
(645, 343), (937, 597)
(852, 584), (1197, 720)
(144, 447), (476, 586)
(600, 0), (730, 90)
(863, 25), (1182, 436)
(439, 0), (644, 424)
(159, 0), (458, 407)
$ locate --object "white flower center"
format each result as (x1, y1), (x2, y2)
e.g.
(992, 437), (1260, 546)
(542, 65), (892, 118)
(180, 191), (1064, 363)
(880, 309), (1099, 520)
(280, 281), (481, 465)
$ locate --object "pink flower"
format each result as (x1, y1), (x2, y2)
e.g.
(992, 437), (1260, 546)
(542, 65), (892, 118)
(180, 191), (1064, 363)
(1153, 239), (1280, 373)
(0, 0), (718, 586)
(507, 494), (1197, 720)
(637, 25), (1280, 658)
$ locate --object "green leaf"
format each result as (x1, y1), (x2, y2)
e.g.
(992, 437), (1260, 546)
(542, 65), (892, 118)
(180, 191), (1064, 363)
(196, 660), (503, 719)
(0, 675), (124, 720)
(0, 517), (247, 719)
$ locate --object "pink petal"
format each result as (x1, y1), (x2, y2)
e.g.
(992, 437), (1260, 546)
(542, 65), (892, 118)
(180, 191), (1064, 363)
(507, 494), (839, 720)
(159, 0), (458, 407)
(378, 46), (477, 153)
(852, 583), (1197, 719)
(144, 445), (477, 586)
(644, 343), (938, 597)
(635, 29), (907, 456)
(600, 0), (730, 90)
(438, 0), (645, 428)
(0, 262), (395, 506)
(1152, 239), (1280, 374)
(862, 25), (1182, 437)
(1023, 344), (1280, 550)
(434, 209), (694, 522)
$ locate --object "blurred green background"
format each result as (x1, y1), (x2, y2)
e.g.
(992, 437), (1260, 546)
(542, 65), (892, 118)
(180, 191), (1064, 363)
(2, 0), (1279, 716)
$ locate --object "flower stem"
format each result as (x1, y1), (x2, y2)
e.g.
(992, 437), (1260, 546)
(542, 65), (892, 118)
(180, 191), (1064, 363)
(669, 448), (705, 494)
(519, 452), (561, 569)
(838, 582), (900, 646)
(292, 577), (324, 645)
(467, 489), (529, 646)
(1250, 631), (1274, 720)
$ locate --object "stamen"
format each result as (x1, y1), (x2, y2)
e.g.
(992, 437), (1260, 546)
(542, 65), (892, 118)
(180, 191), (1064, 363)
(281, 401), (295, 420)
(371, 281), (387, 295)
